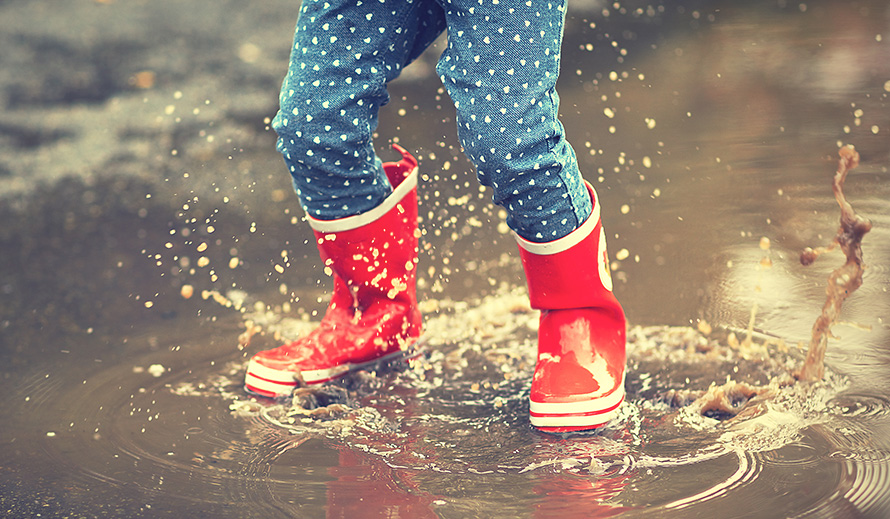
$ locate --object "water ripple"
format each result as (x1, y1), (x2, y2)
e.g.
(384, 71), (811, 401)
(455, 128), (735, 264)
(10, 289), (887, 517)
(828, 393), (890, 419)
(662, 449), (758, 511)
(802, 423), (890, 517)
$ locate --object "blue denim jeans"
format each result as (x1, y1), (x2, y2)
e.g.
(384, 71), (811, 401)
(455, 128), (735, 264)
(272, 0), (592, 242)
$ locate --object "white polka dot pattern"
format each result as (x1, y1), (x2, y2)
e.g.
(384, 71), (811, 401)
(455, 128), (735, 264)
(271, 0), (592, 242)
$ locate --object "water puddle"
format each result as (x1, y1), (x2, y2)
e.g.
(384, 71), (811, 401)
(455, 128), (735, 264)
(8, 283), (886, 517)
(164, 283), (881, 516)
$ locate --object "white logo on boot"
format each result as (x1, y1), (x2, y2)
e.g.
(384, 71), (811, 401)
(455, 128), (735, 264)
(598, 227), (613, 292)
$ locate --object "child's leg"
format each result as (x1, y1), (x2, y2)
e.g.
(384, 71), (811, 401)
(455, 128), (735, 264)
(436, 0), (626, 432)
(434, 0), (591, 243)
(271, 0), (445, 221)
(246, 1), (446, 397)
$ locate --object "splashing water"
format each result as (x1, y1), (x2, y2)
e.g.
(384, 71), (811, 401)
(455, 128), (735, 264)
(183, 286), (849, 468)
(798, 145), (872, 381)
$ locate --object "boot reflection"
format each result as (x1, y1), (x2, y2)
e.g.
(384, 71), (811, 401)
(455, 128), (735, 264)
(533, 472), (631, 518)
(534, 474), (630, 518)
(324, 376), (439, 518)
(326, 448), (438, 519)
(530, 431), (633, 517)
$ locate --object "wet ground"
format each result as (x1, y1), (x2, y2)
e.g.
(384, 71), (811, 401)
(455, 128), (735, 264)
(2, 0), (890, 517)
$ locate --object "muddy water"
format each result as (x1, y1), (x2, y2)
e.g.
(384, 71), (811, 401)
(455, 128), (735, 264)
(2, 0), (890, 517)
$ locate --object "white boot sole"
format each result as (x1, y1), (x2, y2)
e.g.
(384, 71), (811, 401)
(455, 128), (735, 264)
(244, 341), (423, 398)
(529, 377), (626, 430)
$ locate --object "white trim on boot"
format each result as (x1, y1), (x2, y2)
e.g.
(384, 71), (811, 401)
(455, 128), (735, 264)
(307, 168), (419, 233)
(513, 183), (601, 256)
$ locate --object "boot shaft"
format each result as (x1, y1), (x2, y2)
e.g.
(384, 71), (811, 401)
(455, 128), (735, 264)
(309, 146), (420, 313)
(518, 183), (627, 431)
(516, 183), (624, 323)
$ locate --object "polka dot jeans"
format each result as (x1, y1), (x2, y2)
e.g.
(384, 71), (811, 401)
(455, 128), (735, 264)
(272, 0), (592, 243)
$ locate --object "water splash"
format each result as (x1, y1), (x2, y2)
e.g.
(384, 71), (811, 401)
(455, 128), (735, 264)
(182, 287), (850, 467)
(798, 145), (872, 381)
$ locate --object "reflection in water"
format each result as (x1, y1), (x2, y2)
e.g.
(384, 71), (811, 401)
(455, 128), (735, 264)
(171, 287), (866, 516)
(326, 448), (439, 519)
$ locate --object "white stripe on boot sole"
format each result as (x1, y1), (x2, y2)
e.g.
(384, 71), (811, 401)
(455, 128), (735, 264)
(245, 345), (422, 396)
(530, 401), (623, 428)
(244, 372), (296, 397)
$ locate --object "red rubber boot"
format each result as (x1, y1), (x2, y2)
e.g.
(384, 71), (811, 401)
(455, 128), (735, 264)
(245, 146), (422, 397)
(516, 183), (627, 432)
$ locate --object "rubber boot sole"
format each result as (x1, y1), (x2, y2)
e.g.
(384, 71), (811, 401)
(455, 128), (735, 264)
(529, 378), (625, 433)
(244, 340), (424, 398)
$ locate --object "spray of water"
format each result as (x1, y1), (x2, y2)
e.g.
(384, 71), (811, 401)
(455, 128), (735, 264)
(797, 145), (872, 381)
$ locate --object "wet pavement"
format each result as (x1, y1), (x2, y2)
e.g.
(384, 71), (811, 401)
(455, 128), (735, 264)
(2, 0), (890, 517)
